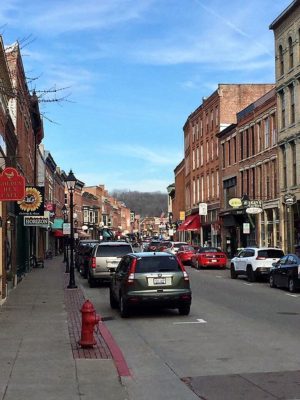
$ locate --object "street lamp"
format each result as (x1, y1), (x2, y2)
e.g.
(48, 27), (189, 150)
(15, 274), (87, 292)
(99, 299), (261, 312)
(62, 204), (69, 271)
(65, 169), (77, 289)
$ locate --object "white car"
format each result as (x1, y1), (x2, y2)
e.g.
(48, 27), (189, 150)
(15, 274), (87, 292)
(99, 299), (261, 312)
(230, 247), (284, 282)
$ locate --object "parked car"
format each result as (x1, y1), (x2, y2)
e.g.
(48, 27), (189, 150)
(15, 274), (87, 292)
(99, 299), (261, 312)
(109, 252), (192, 317)
(230, 247), (284, 282)
(191, 247), (227, 269)
(75, 239), (100, 271)
(88, 241), (133, 287)
(177, 245), (197, 265)
(269, 254), (300, 292)
(163, 241), (188, 255)
(79, 243), (98, 279)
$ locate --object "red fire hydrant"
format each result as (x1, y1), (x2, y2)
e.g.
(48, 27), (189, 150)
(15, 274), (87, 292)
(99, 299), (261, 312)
(79, 300), (100, 348)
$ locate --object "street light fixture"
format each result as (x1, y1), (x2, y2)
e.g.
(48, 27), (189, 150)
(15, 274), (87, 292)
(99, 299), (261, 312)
(65, 169), (77, 289)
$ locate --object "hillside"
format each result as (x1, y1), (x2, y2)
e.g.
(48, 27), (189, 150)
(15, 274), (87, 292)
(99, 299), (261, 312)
(112, 190), (168, 217)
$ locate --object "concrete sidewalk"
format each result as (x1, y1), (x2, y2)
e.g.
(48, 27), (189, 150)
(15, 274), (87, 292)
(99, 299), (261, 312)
(0, 256), (128, 400)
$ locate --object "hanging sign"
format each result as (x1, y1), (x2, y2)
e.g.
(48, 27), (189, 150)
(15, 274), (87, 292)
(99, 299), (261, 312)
(179, 211), (185, 221)
(246, 207), (263, 214)
(17, 186), (45, 216)
(199, 203), (208, 216)
(0, 167), (25, 201)
(229, 198), (242, 208)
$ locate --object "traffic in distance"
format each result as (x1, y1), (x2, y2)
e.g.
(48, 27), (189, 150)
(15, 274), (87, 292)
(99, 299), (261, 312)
(74, 235), (300, 318)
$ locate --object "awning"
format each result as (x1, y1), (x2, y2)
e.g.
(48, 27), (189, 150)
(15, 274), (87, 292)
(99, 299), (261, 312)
(178, 214), (200, 231)
(53, 229), (64, 237)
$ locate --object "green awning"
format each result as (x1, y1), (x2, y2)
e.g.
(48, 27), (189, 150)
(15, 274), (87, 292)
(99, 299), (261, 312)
(51, 218), (64, 230)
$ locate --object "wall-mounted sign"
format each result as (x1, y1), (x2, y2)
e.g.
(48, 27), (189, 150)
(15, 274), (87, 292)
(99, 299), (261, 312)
(229, 198), (242, 208)
(24, 216), (49, 226)
(242, 199), (262, 208)
(283, 193), (297, 206)
(179, 211), (185, 221)
(17, 186), (45, 216)
(246, 207), (263, 214)
(0, 167), (25, 201)
(243, 223), (250, 234)
(199, 203), (207, 216)
(63, 223), (71, 235)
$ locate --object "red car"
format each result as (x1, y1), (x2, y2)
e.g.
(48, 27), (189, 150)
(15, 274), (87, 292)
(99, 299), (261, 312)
(177, 245), (197, 265)
(191, 247), (227, 269)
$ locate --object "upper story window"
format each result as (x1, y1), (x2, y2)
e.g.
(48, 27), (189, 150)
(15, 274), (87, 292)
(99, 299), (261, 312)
(233, 136), (237, 163)
(206, 113), (209, 133)
(279, 90), (285, 129)
(271, 113), (276, 145)
(288, 37), (294, 70)
(200, 144), (203, 166)
(257, 122), (262, 152)
(264, 117), (270, 148)
(196, 122), (199, 140)
(278, 45), (284, 76)
(240, 130), (244, 160)
(200, 119), (203, 137)
(222, 143), (225, 168)
(215, 106), (219, 127)
(291, 141), (297, 186)
(210, 110), (214, 129)
(211, 139), (214, 161)
(289, 84), (295, 124)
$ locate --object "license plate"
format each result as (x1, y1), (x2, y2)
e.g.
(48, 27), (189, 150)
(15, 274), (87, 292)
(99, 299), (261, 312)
(211, 259), (217, 262)
(153, 277), (166, 285)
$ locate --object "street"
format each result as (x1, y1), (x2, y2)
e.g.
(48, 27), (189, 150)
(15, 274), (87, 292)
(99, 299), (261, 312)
(81, 265), (300, 399)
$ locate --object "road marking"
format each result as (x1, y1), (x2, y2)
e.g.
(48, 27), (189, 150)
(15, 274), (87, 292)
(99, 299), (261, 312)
(243, 282), (253, 286)
(285, 293), (300, 298)
(216, 275), (223, 278)
(173, 318), (207, 325)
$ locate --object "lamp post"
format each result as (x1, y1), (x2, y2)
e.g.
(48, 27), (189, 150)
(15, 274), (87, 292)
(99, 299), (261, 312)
(62, 204), (69, 271)
(65, 170), (77, 289)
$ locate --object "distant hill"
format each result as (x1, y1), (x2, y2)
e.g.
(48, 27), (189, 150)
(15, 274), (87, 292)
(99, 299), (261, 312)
(112, 190), (168, 217)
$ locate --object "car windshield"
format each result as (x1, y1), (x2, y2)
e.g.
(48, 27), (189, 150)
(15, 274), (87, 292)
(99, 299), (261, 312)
(181, 246), (194, 251)
(258, 249), (284, 258)
(96, 245), (132, 257)
(199, 247), (220, 253)
(174, 243), (187, 248)
(136, 256), (181, 273)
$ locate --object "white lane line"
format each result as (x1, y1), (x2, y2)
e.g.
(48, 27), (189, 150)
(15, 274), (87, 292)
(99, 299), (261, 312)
(285, 293), (299, 298)
(173, 318), (207, 325)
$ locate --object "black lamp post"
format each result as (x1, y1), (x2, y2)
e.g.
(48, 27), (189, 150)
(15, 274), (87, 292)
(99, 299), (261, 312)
(65, 170), (77, 289)
(62, 204), (69, 271)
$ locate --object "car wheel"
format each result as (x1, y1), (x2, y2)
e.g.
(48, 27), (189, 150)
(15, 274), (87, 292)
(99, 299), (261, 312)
(230, 265), (237, 279)
(120, 295), (129, 318)
(196, 260), (201, 270)
(109, 287), (118, 309)
(178, 304), (190, 315)
(269, 274), (276, 288)
(247, 266), (256, 282)
(288, 278), (296, 293)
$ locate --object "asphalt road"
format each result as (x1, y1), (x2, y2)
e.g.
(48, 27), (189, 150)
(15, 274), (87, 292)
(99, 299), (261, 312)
(80, 264), (300, 400)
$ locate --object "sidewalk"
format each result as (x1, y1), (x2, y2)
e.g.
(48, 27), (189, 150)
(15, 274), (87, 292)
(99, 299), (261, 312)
(0, 255), (128, 400)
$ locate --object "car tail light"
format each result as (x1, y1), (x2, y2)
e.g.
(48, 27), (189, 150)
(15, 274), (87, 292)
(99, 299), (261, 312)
(127, 259), (137, 284)
(177, 257), (189, 281)
(256, 256), (266, 260)
(91, 257), (96, 269)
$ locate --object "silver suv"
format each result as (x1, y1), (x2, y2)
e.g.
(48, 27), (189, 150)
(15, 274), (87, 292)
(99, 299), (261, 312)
(88, 241), (133, 287)
(230, 247), (284, 282)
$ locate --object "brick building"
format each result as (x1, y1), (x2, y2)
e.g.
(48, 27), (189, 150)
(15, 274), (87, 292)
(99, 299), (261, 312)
(270, 0), (300, 253)
(218, 88), (279, 255)
(182, 84), (274, 247)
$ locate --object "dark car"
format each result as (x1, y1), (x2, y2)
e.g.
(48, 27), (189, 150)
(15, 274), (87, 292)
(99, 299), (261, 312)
(191, 247), (227, 269)
(75, 240), (100, 271)
(79, 243), (98, 278)
(110, 252), (192, 317)
(144, 240), (161, 252)
(269, 254), (300, 292)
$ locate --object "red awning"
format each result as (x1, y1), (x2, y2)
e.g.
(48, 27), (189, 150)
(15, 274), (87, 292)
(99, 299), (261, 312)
(53, 229), (64, 237)
(178, 214), (200, 231)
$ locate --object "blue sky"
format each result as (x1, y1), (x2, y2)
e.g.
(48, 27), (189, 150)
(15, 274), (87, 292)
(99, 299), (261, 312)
(0, 0), (291, 192)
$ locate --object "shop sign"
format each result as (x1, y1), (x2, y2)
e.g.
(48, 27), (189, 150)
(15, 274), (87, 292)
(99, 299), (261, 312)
(246, 207), (263, 214)
(229, 198), (242, 208)
(24, 216), (49, 226)
(283, 193), (296, 206)
(242, 199), (262, 208)
(179, 211), (185, 221)
(199, 203), (207, 216)
(0, 167), (25, 201)
(17, 186), (45, 216)
(63, 223), (71, 235)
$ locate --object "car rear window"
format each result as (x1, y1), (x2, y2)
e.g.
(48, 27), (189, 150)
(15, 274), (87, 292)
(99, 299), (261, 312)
(182, 246), (194, 251)
(258, 249), (284, 258)
(136, 256), (181, 273)
(96, 245), (132, 257)
(200, 247), (220, 253)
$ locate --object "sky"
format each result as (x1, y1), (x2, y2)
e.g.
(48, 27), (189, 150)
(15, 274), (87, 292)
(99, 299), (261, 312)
(0, 0), (292, 193)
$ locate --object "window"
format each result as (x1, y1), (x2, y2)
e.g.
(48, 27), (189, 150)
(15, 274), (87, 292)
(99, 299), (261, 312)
(196, 147), (199, 168)
(240, 171), (244, 196)
(200, 119), (203, 137)
(258, 165), (263, 199)
(271, 114), (276, 145)
(216, 170), (219, 198)
(280, 91), (285, 129)
(252, 168), (256, 199)
(278, 45), (284, 76)
(206, 113), (209, 133)
(251, 126), (255, 155)
(211, 172), (215, 198)
(211, 140), (214, 161)
(281, 145), (287, 188)
(206, 141), (209, 161)
(211, 110), (214, 129)
(196, 122), (199, 140)
(273, 159), (277, 197)
(240, 130), (244, 159)
(289, 84), (295, 124)
(246, 130), (249, 158)
(207, 174), (210, 199)
(257, 122), (262, 152)
(264, 118), (270, 148)
(197, 177), (200, 203)
(288, 37), (294, 69)
(228, 140), (231, 165)
(291, 141), (297, 186)
(215, 106), (219, 126)
(201, 176), (204, 201)
(222, 143), (225, 168)
(193, 179), (196, 205)
(192, 149), (195, 170)
(200, 144), (203, 166)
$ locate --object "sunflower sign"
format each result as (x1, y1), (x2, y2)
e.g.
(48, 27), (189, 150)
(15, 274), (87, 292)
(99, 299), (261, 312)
(17, 186), (45, 216)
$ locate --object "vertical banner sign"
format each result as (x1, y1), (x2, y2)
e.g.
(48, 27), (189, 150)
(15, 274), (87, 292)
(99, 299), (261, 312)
(0, 167), (25, 201)
(17, 186), (45, 216)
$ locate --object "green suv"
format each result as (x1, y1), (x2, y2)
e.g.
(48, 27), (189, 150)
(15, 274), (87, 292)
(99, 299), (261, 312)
(110, 252), (192, 317)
